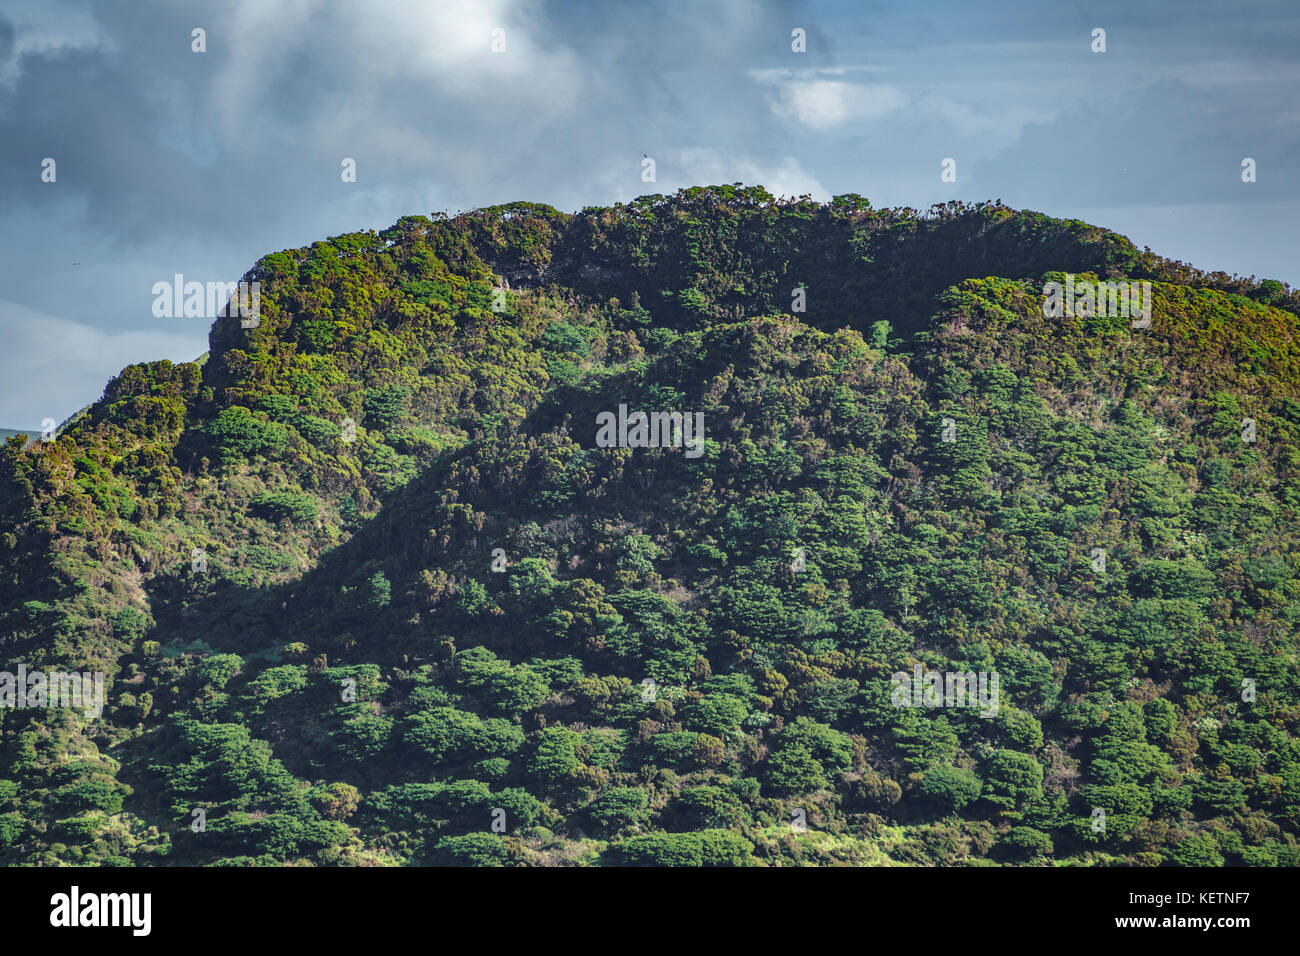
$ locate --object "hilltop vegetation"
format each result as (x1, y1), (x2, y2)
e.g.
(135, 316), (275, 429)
(2, 185), (1299, 867)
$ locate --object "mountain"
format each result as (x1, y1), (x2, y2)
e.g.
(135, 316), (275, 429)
(2, 185), (1298, 867)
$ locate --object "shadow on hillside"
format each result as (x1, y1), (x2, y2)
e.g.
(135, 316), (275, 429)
(139, 372), (705, 668)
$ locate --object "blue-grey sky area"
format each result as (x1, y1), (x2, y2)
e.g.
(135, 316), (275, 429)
(1, 0), (1296, 425)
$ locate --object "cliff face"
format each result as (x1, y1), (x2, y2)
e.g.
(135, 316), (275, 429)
(2, 185), (1299, 867)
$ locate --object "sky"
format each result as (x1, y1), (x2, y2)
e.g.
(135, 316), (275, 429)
(1, 0), (1297, 426)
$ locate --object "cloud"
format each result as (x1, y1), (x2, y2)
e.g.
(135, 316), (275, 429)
(971, 77), (1300, 208)
(667, 149), (830, 201)
(0, 0), (588, 241)
(0, 300), (208, 426)
(754, 72), (907, 130)
(590, 148), (830, 205)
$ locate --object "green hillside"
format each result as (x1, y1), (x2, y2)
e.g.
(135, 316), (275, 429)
(2, 186), (1298, 867)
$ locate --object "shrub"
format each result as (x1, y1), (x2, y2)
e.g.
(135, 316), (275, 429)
(430, 833), (513, 867)
(998, 826), (1053, 859)
(251, 491), (320, 524)
(208, 407), (288, 461)
(613, 830), (754, 867)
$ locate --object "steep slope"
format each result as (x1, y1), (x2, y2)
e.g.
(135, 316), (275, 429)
(2, 186), (1298, 867)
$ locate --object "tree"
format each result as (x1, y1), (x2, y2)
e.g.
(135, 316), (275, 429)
(252, 491), (319, 524)
(530, 728), (582, 786)
(430, 833), (513, 867)
(1163, 832), (1224, 867)
(197, 654), (243, 689)
(401, 707), (485, 763)
(918, 766), (983, 813)
(588, 787), (651, 831)
(363, 384), (411, 428)
(207, 406), (288, 461)
(983, 751), (1044, 812)
(998, 826), (1053, 859)
(613, 830), (754, 867)
(310, 783), (361, 821)
(765, 744), (827, 794)
(676, 786), (746, 829)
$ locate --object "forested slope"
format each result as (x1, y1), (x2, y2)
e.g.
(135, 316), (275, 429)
(2, 185), (1298, 866)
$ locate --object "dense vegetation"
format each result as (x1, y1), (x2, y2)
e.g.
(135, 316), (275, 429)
(2, 185), (1298, 866)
